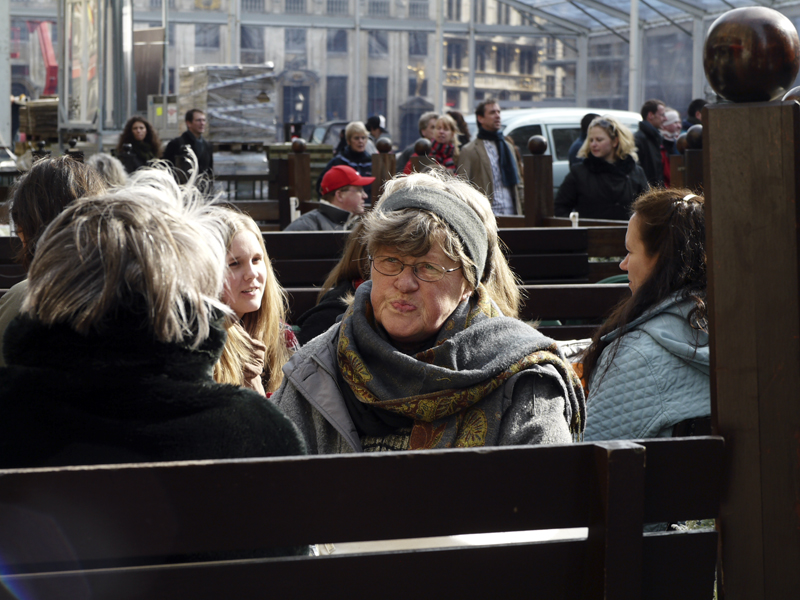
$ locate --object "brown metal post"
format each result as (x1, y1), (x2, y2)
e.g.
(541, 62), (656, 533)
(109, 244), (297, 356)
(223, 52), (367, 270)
(705, 101), (800, 600)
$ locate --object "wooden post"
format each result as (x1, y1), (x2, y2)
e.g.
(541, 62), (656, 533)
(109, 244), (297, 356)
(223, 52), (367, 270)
(522, 136), (553, 227)
(371, 138), (397, 206)
(705, 101), (800, 599)
(684, 149), (703, 192)
(287, 139), (311, 202)
(669, 154), (685, 189)
(268, 157), (292, 230)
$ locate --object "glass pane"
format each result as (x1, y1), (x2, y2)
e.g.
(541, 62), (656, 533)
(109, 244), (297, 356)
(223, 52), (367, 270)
(551, 127), (581, 161)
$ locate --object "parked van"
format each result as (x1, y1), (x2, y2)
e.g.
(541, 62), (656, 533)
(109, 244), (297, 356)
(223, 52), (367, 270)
(463, 107), (642, 194)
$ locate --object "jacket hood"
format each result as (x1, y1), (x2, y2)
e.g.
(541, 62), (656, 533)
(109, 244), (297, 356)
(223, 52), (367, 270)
(602, 293), (709, 374)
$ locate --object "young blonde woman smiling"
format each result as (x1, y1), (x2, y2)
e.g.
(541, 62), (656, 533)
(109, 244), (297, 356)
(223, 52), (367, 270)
(215, 211), (297, 395)
(554, 115), (649, 220)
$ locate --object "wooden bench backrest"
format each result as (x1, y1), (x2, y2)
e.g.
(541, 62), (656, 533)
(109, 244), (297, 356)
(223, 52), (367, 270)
(260, 227), (625, 288)
(285, 283), (630, 339)
(0, 437), (724, 599)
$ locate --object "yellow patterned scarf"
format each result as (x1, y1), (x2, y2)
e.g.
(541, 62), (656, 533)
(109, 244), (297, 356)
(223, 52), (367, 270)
(336, 282), (585, 449)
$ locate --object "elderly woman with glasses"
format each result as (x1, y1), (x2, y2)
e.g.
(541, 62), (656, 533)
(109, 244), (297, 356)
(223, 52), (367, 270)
(555, 115), (649, 221)
(273, 174), (585, 454)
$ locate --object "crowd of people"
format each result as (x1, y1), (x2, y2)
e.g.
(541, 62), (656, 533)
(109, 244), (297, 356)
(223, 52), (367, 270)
(0, 97), (711, 516)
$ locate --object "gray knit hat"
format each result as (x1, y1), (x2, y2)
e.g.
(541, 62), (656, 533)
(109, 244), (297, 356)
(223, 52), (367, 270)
(377, 186), (487, 281)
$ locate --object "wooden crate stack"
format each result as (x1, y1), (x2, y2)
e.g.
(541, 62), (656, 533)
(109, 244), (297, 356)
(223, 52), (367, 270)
(178, 65), (278, 145)
(19, 98), (59, 141)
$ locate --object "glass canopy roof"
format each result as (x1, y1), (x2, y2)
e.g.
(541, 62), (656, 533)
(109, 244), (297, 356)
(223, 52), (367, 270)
(511, 0), (773, 33)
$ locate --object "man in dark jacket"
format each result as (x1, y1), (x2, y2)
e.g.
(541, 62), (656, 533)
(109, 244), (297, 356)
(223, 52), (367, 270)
(163, 109), (214, 184)
(634, 99), (666, 187)
(682, 98), (707, 132)
(286, 165), (374, 231)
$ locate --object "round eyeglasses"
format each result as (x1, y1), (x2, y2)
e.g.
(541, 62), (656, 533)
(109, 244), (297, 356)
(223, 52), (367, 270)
(369, 256), (462, 283)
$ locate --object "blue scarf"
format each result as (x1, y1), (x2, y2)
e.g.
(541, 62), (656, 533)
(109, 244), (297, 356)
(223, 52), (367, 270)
(477, 125), (519, 188)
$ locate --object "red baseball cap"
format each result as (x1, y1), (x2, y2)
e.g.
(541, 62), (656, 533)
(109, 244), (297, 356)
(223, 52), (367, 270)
(321, 165), (375, 195)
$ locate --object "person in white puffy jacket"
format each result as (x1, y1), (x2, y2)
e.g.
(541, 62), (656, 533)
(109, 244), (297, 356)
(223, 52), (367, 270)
(582, 188), (709, 440)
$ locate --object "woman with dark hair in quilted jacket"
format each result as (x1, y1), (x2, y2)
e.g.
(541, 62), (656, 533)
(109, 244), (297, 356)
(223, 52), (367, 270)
(581, 188), (709, 440)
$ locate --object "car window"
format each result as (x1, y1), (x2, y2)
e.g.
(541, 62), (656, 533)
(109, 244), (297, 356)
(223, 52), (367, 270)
(324, 124), (347, 146)
(508, 125), (543, 155)
(310, 126), (326, 144)
(550, 127), (581, 161)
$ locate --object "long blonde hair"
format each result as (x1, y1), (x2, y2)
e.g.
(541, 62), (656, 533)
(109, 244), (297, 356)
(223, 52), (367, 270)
(214, 210), (291, 392)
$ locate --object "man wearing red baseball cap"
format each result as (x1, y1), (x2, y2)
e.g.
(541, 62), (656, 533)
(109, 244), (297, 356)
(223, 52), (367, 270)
(285, 165), (375, 231)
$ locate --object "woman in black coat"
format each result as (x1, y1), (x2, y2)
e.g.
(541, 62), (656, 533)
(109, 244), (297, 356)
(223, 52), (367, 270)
(116, 116), (162, 173)
(555, 116), (649, 221)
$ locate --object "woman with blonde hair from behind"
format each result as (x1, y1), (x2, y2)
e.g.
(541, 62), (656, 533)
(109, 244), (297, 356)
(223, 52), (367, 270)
(555, 115), (648, 220)
(215, 210), (297, 395)
(0, 168), (305, 468)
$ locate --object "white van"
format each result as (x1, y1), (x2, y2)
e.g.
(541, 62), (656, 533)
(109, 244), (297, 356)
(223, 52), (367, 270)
(463, 107), (642, 194)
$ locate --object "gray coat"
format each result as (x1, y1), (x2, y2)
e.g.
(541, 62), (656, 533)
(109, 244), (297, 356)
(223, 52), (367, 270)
(272, 322), (576, 454)
(584, 295), (710, 441)
(284, 202), (353, 232)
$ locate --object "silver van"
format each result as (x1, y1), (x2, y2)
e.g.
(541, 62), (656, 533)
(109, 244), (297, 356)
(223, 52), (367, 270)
(463, 107), (642, 194)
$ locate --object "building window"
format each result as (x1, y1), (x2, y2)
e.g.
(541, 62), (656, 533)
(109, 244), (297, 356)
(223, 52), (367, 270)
(408, 77), (428, 97)
(241, 25), (264, 63)
(327, 0), (349, 14)
(520, 92), (533, 102)
(368, 31), (388, 57)
(519, 48), (536, 75)
(327, 76), (347, 120)
(242, 0), (265, 11)
(496, 2), (510, 25)
(496, 45), (512, 73)
(285, 0), (306, 13)
(327, 29), (347, 54)
(447, 0), (462, 21)
(476, 44), (490, 71)
(546, 75), (556, 97)
(285, 28), (307, 53)
(409, 32), (427, 57)
(408, 0), (429, 19)
(446, 88), (460, 108)
(195, 24), (220, 49)
(368, 0), (390, 16)
(546, 37), (558, 59)
(368, 76), (388, 116)
(473, 0), (486, 23)
(446, 41), (464, 69)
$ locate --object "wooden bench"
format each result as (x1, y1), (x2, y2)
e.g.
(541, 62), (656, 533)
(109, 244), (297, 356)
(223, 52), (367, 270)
(263, 227), (626, 289)
(0, 436), (724, 599)
(285, 283), (630, 341)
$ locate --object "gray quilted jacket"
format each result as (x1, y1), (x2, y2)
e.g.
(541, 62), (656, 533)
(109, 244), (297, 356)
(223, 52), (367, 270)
(584, 294), (709, 441)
